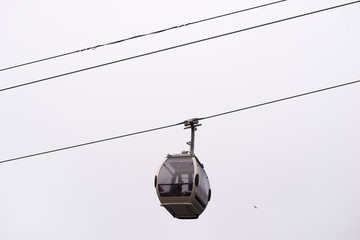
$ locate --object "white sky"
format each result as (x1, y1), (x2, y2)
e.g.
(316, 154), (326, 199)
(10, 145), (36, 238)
(1, 0), (360, 239)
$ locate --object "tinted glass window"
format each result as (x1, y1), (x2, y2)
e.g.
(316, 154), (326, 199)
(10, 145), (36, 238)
(195, 166), (210, 208)
(158, 157), (194, 197)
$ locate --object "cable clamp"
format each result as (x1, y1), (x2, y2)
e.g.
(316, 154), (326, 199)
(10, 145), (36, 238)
(184, 118), (202, 130)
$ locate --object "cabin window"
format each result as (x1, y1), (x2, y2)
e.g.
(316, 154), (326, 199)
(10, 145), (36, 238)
(195, 166), (210, 207)
(158, 158), (194, 197)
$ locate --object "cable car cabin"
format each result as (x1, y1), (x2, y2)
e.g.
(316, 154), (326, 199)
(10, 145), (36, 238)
(155, 153), (211, 219)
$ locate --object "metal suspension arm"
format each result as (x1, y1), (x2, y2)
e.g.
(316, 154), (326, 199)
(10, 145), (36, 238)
(184, 118), (202, 155)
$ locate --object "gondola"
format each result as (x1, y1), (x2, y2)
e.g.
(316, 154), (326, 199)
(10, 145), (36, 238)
(154, 119), (211, 219)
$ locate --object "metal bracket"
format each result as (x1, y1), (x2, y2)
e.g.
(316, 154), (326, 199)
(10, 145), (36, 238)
(183, 118), (202, 130)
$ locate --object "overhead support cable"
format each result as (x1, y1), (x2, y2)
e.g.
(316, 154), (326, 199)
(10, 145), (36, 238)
(199, 79), (360, 121)
(0, 0), (286, 72)
(1, 78), (359, 164)
(0, 0), (359, 93)
(0, 122), (184, 164)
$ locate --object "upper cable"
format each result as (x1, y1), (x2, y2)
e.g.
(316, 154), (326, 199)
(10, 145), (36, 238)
(0, 0), (286, 72)
(1, 0), (359, 93)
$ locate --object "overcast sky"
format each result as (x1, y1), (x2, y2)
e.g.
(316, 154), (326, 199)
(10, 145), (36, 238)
(1, 0), (360, 239)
